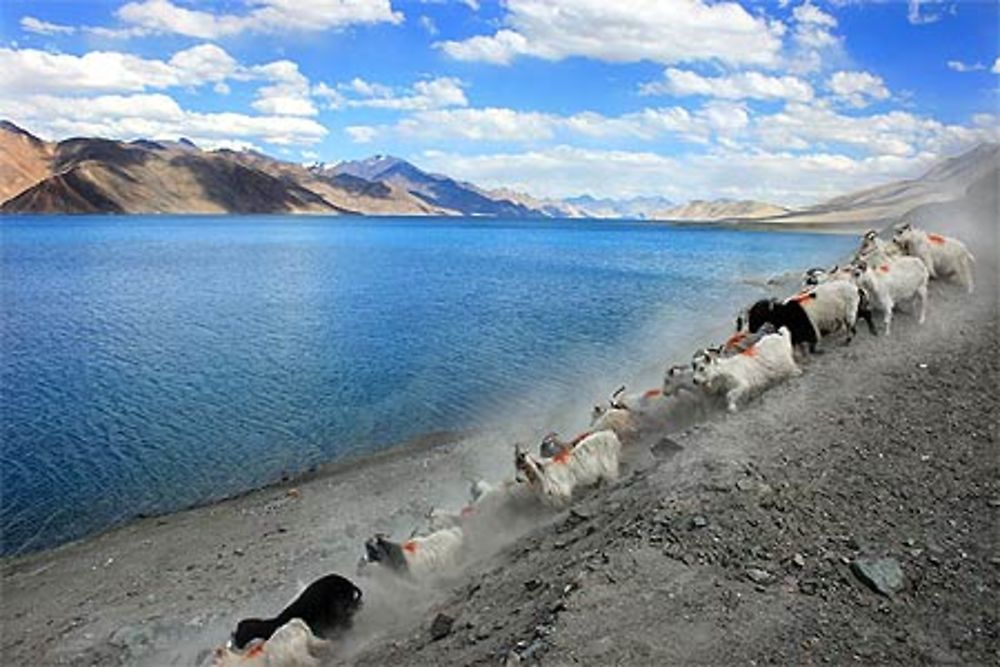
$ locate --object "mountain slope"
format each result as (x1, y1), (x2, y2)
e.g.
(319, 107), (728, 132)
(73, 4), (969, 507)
(651, 199), (789, 221)
(755, 143), (999, 226)
(3, 137), (344, 214)
(0, 121), (54, 202)
(324, 157), (539, 217)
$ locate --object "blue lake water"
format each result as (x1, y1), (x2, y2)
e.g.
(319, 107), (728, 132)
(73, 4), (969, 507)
(0, 216), (854, 555)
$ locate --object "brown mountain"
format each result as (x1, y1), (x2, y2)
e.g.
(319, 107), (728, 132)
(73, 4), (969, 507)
(0, 123), (455, 216)
(0, 121), (54, 203)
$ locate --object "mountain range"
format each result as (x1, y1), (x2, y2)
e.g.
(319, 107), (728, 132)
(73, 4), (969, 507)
(1, 121), (995, 227)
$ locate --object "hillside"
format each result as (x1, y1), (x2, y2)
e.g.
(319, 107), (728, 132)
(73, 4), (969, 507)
(0, 121), (54, 203)
(753, 142), (999, 227)
(319, 156), (540, 218)
(651, 199), (789, 221)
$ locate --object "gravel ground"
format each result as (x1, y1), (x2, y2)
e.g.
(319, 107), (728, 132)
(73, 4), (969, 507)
(346, 273), (999, 666)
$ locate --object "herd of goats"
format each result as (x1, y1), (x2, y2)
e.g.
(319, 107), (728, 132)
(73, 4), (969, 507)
(210, 222), (976, 666)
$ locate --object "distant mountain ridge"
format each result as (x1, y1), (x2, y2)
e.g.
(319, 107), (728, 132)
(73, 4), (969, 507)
(651, 199), (790, 221)
(1, 121), (995, 225)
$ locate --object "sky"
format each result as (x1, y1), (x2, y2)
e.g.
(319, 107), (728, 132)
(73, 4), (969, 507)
(0, 0), (997, 205)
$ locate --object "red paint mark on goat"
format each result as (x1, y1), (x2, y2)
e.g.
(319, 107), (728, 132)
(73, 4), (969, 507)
(928, 233), (945, 245)
(460, 506), (475, 518)
(402, 540), (418, 554)
(725, 331), (747, 349)
(740, 345), (758, 357)
(570, 431), (592, 447)
(246, 644), (265, 659)
(552, 448), (572, 464)
(790, 291), (816, 304)
(879, 264), (890, 273)
(642, 388), (663, 400)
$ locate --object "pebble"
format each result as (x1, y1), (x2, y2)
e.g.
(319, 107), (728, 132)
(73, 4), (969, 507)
(690, 516), (709, 529)
(746, 568), (773, 584)
(792, 553), (806, 569)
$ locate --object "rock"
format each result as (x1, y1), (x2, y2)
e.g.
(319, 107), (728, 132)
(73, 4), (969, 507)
(690, 516), (709, 529)
(746, 568), (773, 584)
(851, 557), (905, 596)
(286, 488), (300, 498)
(523, 578), (542, 592)
(798, 579), (818, 595)
(791, 553), (806, 569)
(430, 613), (454, 641)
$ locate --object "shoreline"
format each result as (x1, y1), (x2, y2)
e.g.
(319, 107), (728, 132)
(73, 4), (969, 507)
(1, 428), (472, 561)
(2, 208), (995, 665)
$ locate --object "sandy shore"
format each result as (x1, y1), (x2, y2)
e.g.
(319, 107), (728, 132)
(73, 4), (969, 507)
(3, 215), (997, 665)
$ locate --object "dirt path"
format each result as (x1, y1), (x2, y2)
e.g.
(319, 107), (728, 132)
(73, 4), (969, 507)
(346, 278), (999, 666)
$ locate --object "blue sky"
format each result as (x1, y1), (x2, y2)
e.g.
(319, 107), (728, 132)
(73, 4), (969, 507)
(0, 0), (996, 204)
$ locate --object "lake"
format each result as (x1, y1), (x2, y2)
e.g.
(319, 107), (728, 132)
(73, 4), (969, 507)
(0, 215), (855, 555)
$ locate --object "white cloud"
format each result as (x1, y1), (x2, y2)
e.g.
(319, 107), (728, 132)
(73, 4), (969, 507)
(641, 68), (814, 102)
(1, 92), (327, 146)
(0, 44), (236, 95)
(347, 102), (752, 145)
(345, 125), (378, 143)
(947, 60), (986, 73)
(751, 101), (996, 158)
(907, 0), (950, 25)
(787, 0), (845, 74)
(828, 70), (890, 107)
(792, 1), (837, 28)
(993, 57), (1000, 74)
(247, 60), (317, 116)
(418, 15), (438, 35)
(327, 76), (468, 111)
(20, 16), (76, 35)
(116, 0), (403, 39)
(438, 0), (785, 67)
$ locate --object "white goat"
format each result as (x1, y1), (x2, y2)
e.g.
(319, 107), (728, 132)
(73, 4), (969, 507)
(514, 431), (621, 507)
(212, 619), (328, 667)
(854, 256), (929, 336)
(426, 477), (536, 533)
(855, 229), (904, 263)
(691, 326), (800, 413)
(363, 526), (464, 579)
(893, 224), (975, 292)
(791, 280), (863, 344)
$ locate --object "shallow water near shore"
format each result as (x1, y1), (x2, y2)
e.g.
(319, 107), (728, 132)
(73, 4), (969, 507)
(0, 215), (855, 555)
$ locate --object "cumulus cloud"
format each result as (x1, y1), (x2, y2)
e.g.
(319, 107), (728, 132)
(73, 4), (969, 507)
(20, 16), (76, 35)
(346, 102), (752, 145)
(320, 76), (468, 111)
(787, 0), (845, 74)
(0, 92), (327, 146)
(828, 70), (890, 107)
(246, 60), (317, 116)
(437, 0), (784, 67)
(0, 44), (241, 96)
(640, 68), (814, 102)
(751, 101), (996, 158)
(993, 57), (1000, 74)
(116, 0), (402, 39)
